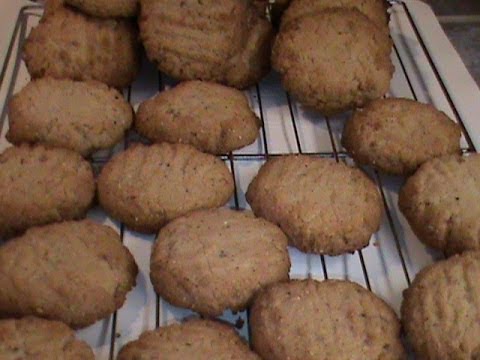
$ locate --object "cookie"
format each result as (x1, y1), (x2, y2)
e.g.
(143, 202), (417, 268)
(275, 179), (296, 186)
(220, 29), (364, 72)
(7, 78), (133, 157)
(117, 319), (260, 360)
(65, 0), (139, 17)
(0, 220), (138, 328)
(399, 154), (480, 255)
(402, 251), (480, 359)
(98, 143), (234, 233)
(135, 81), (261, 154)
(250, 279), (405, 360)
(246, 156), (382, 255)
(139, 0), (273, 89)
(150, 208), (290, 316)
(342, 98), (462, 175)
(281, 0), (389, 29)
(0, 145), (95, 239)
(24, 4), (140, 88)
(0, 317), (94, 359)
(272, 8), (393, 115)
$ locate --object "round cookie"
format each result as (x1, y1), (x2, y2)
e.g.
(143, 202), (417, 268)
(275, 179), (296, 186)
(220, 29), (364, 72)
(98, 143), (234, 233)
(150, 208), (290, 316)
(402, 251), (480, 360)
(65, 0), (139, 17)
(139, 0), (273, 89)
(0, 145), (95, 239)
(281, 0), (389, 29)
(342, 98), (462, 175)
(0, 220), (138, 328)
(117, 319), (260, 360)
(136, 81), (261, 154)
(0, 317), (94, 359)
(399, 154), (480, 255)
(24, 4), (140, 88)
(272, 8), (393, 115)
(7, 78), (133, 157)
(246, 156), (382, 255)
(250, 279), (406, 360)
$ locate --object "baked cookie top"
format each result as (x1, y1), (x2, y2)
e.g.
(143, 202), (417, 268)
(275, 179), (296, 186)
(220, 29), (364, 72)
(272, 8), (393, 115)
(24, 4), (140, 88)
(342, 98), (461, 175)
(65, 0), (139, 17)
(281, 0), (389, 29)
(0, 220), (138, 328)
(402, 251), (480, 360)
(135, 81), (260, 154)
(0, 317), (94, 359)
(250, 279), (405, 360)
(8, 78), (133, 156)
(399, 154), (480, 255)
(139, 0), (273, 89)
(98, 143), (234, 233)
(150, 208), (290, 316)
(117, 319), (260, 360)
(0, 145), (94, 239)
(246, 155), (382, 255)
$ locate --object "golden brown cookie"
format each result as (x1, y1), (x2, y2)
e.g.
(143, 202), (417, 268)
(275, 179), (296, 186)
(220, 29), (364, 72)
(98, 143), (234, 233)
(342, 98), (462, 175)
(0, 317), (94, 359)
(0, 145), (95, 239)
(139, 0), (273, 89)
(135, 81), (261, 154)
(7, 78), (133, 157)
(272, 8), (393, 115)
(24, 4), (140, 88)
(246, 156), (382, 255)
(117, 319), (260, 360)
(250, 279), (406, 360)
(281, 0), (389, 29)
(65, 0), (139, 17)
(0, 220), (138, 329)
(402, 251), (480, 360)
(150, 208), (290, 316)
(399, 154), (480, 255)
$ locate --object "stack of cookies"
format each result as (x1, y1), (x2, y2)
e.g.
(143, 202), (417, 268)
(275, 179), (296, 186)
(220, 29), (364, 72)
(1, 0), (479, 358)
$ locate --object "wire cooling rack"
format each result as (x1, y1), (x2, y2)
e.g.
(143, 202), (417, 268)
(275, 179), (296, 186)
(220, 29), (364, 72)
(1, 1), (480, 358)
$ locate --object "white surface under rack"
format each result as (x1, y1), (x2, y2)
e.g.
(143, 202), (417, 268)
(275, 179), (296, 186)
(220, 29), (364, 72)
(0, 1), (480, 359)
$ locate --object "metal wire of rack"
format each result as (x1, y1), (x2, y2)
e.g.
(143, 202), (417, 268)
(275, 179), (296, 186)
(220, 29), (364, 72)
(0, 2), (479, 359)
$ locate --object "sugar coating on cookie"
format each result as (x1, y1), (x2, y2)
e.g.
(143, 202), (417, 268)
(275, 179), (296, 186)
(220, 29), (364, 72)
(65, 0), (139, 17)
(399, 154), (480, 255)
(246, 156), (382, 255)
(0, 317), (94, 359)
(139, 0), (273, 89)
(117, 319), (260, 360)
(272, 8), (393, 115)
(342, 98), (461, 175)
(8, 78), (133, 157)
(281, 0), (389, 29)
(402, 251), (480, 360)
(135, 81), (261, 154)
(0, 220), (138, 328)
(150, 208), (290, 316)
(0, 145), (95, 239)
(98, 143), (234, 233)
(24, 4), (140, 88)
(250, 279), (405, 360)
